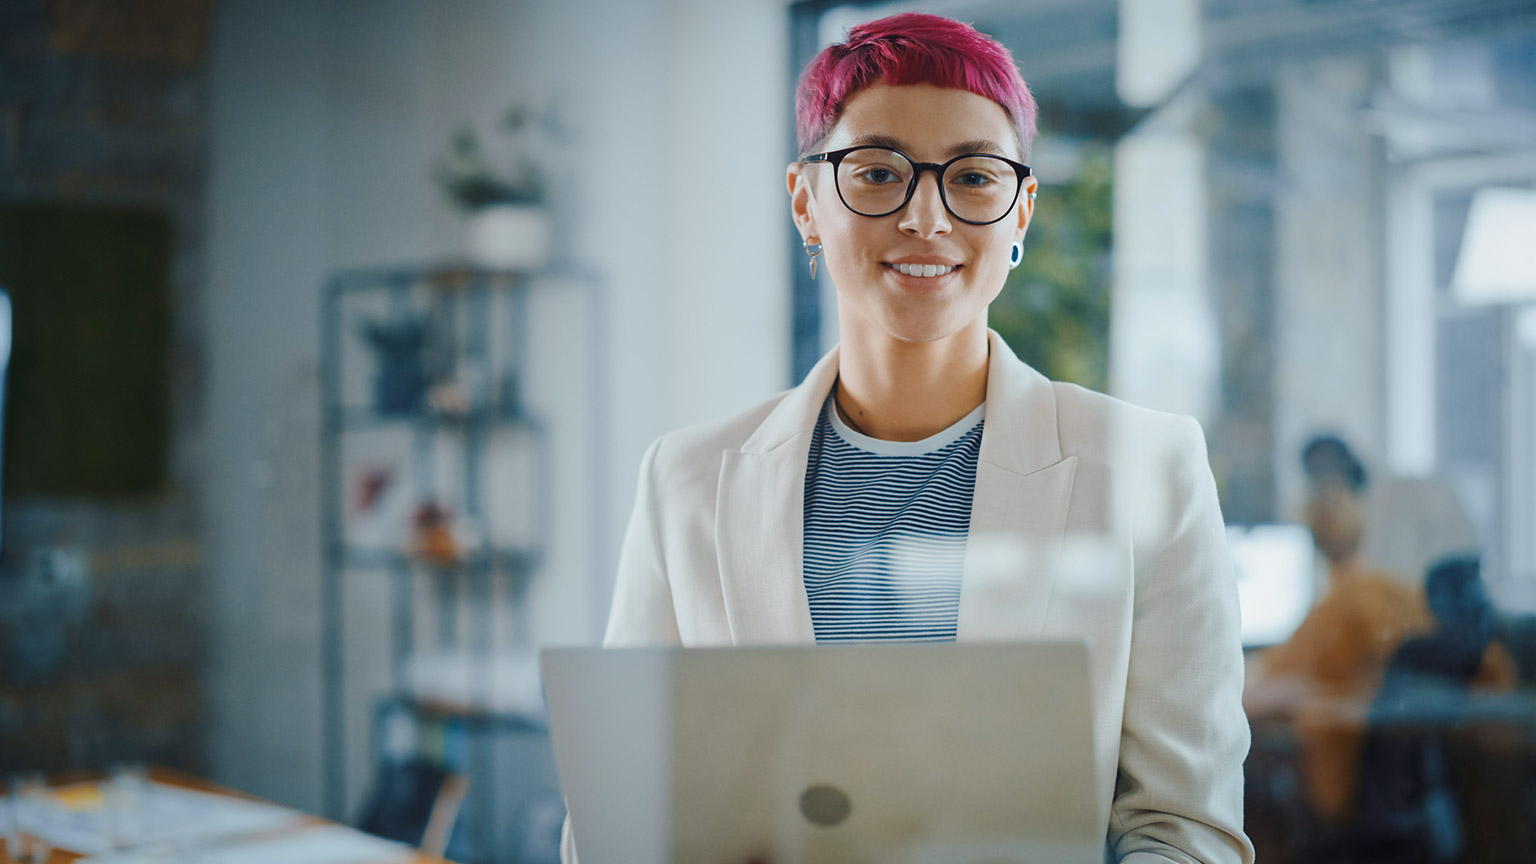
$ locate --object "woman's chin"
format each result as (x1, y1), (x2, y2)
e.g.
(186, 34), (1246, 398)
(867, 312), (981, 346)
(836, 283), (990, 346)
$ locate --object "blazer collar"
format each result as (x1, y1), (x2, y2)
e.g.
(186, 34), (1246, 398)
(738, 342), (841, 455)
(736, 329), (1062, 463)
(716, 329), (1076, 645)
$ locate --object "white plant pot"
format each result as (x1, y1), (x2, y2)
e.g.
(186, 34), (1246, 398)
(465, 204), (551, 270)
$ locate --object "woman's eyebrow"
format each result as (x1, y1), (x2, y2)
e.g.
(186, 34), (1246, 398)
(847, 132), (908, 151)
(845, 133), (1009, 159)
(947, 139), (1008, 158)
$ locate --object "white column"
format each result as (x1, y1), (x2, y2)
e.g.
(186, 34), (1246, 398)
(1110, 126), (1219, 424)
(1110, 2), (1217, 425)
(1117, 0), (1201, 108)
(1271, 57), (1386, 519)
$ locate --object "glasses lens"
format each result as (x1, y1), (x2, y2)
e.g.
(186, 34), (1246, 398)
(834, 148), (914, 216)
(942, 156), (1020, 224)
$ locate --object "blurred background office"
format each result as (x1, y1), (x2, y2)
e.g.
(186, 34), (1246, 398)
(0, 1), (1532, 862)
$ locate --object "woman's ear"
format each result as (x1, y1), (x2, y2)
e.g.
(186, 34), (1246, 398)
(787, 162), (818, 241)
(1015, 175), (1038, 242)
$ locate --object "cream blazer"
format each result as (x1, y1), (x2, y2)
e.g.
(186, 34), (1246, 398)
(569, 330), (1254, 864)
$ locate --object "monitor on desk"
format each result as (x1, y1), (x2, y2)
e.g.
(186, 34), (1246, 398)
(1228, 523), (1317, 648)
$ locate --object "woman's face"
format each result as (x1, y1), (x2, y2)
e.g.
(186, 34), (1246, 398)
(788, 83), (1036, 346)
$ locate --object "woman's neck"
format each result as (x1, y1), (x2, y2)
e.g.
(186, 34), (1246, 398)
(834, 322), (990, 442)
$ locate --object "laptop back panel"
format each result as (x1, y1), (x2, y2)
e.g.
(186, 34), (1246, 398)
(544, 643), (1100, 864)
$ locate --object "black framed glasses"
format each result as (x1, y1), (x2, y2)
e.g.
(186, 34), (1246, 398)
(801, 145), (1032, 226)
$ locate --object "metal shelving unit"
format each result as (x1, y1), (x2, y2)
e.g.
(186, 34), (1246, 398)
(319, 262), (601, 863)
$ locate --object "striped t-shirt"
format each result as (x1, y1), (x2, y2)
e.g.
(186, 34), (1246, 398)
(802, 393), (985, 643)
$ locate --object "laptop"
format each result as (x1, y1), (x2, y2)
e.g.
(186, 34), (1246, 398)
(541, 642), (1102, 864)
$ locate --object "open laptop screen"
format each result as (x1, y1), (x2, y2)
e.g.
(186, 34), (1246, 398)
(1227, 523), (1316, 648)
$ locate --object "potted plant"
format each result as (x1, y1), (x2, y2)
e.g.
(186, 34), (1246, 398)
(434, 103), (559, 269)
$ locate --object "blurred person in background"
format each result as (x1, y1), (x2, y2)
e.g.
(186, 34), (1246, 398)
(1245, 481), (1431, 824)
(1352, 556), (1522, 863)
(570, 12), (1252, 864)
(1301, 435), (1478, 588)
(1376, 556), (1518, 694)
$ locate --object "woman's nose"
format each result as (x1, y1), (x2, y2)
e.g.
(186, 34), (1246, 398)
(898, 171), (952, 238)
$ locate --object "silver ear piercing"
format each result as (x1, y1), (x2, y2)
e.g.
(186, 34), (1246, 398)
(804, 238), (823, 280)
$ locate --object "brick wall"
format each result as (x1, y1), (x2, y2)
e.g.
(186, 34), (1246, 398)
(0, 0), (211, 773)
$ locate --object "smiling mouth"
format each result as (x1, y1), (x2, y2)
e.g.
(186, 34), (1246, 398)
(885, 262), (960, 278)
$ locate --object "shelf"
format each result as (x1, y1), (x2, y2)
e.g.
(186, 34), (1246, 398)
(331, 406), (545, 433)
(318, 259), (603, 846)
(327, 259), (600, 294)
(379, 694), (548, 734)
(336, 545), (542, 575)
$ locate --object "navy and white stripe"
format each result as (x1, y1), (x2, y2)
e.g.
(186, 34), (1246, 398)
(802, 394), (984, 643)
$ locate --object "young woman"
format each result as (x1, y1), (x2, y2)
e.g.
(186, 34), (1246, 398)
(574, 13), (1252, 863)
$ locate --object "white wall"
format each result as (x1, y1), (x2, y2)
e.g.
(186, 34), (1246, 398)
(204, 0), (789, 812)
(204, 0), (331, 812)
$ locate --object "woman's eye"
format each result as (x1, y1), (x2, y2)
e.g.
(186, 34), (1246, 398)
(849, 162), (907, 185)
(953, 172), (995, 187)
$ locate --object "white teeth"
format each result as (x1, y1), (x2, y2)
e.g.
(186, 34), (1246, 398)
(893, 263), (954, 277)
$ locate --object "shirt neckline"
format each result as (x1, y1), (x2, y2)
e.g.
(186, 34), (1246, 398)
(824, 393), (985, 458)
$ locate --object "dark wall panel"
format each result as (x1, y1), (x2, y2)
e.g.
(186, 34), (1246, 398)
(0, 203), (173, 496)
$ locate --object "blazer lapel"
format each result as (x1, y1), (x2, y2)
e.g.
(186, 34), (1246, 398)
(715, 346), (840, 645)
(956, 331), (1078, 641)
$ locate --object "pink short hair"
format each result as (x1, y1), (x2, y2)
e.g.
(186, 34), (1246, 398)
(795, 13), (1037, 158)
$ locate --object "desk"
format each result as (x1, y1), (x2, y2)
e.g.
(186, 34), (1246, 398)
(1, 767), (456, 864)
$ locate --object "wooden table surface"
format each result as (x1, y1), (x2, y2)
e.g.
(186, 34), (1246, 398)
(1, 766), (456, 864)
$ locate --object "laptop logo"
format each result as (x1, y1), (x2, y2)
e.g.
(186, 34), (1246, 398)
(799, 784), (851, 827)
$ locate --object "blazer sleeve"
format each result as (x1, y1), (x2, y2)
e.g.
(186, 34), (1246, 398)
(1110, 416), (1255, 864)
(603, 435), (682, 647)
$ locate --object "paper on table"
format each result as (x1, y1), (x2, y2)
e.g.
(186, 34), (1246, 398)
(79, 824), (417, 864)
(17, 781), (305, 855)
